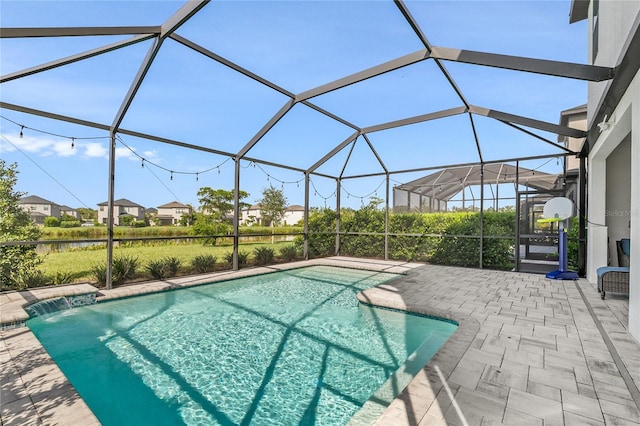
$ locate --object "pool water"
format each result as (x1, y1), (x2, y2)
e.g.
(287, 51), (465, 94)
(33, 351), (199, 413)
(28, 266), (456, 425)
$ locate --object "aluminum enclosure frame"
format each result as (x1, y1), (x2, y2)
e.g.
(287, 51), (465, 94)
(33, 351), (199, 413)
(0, 0), (611, 287)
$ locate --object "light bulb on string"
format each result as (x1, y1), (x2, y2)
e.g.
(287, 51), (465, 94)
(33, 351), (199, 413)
(217, 167), (220, 174)
(71, 137), (75, 149)
(19, 126), (24, 138)
(170, 171), (173, 181)
(196, 173), (199, 182)
(141, 159), (145, 168)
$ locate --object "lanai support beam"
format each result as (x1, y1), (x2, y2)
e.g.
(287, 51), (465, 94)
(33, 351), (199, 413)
(304, 173), (310, 260)
(470, 105), (587, 139)
(1, 34), (155, 83)
(429, 46), (614, 82)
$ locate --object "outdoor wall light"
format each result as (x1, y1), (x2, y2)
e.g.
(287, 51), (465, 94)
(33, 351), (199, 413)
(597, 114), (615, 132)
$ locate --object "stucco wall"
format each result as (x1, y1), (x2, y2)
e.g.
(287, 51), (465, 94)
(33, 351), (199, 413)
(587, 1), (640, 124)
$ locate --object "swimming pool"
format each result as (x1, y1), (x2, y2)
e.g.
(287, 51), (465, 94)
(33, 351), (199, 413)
(27, 265), (457, 425)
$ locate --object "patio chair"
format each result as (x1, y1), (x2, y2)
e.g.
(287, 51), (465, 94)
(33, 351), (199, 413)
(597, 266), (629, 299)
(617, 238), (630, 267)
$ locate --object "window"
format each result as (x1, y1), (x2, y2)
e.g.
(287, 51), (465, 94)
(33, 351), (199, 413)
(44, 205), (49, 211)
(30, 206), (36, 211)
(100, 206), (104, 211)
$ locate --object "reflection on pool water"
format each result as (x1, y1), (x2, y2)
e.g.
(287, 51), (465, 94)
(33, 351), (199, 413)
(28, 265), (457, 425)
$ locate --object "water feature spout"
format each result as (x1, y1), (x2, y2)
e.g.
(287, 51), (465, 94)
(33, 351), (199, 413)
(26, 297), (72, 317)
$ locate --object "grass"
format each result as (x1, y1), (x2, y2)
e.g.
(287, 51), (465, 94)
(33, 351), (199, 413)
(38, 241), (294, 284)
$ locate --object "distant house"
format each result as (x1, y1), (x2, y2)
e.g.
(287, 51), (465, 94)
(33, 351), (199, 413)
(240, 204), (263, 226)
(240, 204), (304, 226)
(156, 201), (192, 226)
(59, 205), (79, 220)
(97, 198), (145, 225)
(284, 205), (304, 226)
(18, 195), (61, 224)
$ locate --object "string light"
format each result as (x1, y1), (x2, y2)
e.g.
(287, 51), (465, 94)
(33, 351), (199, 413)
(71, 137), (75, 149)
(2, 115), (108, 143)
(115, 136), (231, 181)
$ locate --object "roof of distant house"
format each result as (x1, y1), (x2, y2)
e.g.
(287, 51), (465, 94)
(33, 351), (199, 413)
(157, 201), (190, 209)
(59, 205), (75, 210)
(286, 205), (304, 211)
(97, 198), (144, 207)
(19, 195), (57, 205)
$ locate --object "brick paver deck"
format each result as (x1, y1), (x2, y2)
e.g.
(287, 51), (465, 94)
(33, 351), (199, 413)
(1, 258), (638, 425)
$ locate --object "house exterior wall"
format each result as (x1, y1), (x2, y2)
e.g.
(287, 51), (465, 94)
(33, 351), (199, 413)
(98, 204), (145, 225)
(240, 207), (263, 226)
(20, 201), (60, 219)
(59, 208), (79, 219)
(240, 206), (304, 226)
(565, 113), (587, 171)
(588, 67), (640, 341)
(587, 0), (640, 124)
(284, 209), (304, 226)
(584, 0), (640, 341)
(157, 206), (191, 225)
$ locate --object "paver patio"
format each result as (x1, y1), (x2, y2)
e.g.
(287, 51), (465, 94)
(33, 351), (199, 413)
(1, 258), (639, 425)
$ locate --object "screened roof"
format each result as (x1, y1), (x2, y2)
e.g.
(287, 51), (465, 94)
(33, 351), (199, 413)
(0, 0), (613, 209)
(395, 163), (559, 202)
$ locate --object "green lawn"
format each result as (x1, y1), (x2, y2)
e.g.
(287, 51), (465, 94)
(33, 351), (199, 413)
(39, 241), (295, 283)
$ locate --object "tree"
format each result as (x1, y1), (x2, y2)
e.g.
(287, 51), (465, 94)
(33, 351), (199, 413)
(197, 187), (249, 222)
(0, 161), (42, 289)
(178, 205), (197, 226)
(77, 207), (97, 222)
(258, 186), (287, 227)
(258, 186), (287, 244)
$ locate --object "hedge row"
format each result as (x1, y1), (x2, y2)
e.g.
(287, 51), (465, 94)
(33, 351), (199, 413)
(301, 208), (517, 269)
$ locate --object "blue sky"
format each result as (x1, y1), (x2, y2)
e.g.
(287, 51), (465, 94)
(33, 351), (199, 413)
(0, 1), (587, 211)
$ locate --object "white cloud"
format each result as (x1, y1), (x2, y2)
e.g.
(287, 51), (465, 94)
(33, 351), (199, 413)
(84, 142), (108, 158)
(115, 146), (136, 160)
(52, 141), (77, 157)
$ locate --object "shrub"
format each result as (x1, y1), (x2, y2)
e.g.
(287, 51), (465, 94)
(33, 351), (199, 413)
(302, 208), (337, 258)
(145, 257), (181, 280)
(90, 263), (107, 285)
(254, 246), (275, 265)
(224, 251), (249, 266)
(164, 257), (181, 277)
(44, 216), (60, 227)
(112, 255), (139, 285)
(279, 244), (298, 261)
(51, 271), (73, 285)
(146, 259), (168, 280)
(17, 270), (50, 289)
(60, 220), (81, 228)
(191, 254), (217, 273)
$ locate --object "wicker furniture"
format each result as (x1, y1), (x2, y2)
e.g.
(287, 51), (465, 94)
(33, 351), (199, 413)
(597, 266), (629, 299)
(617, 238), (630, 267)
